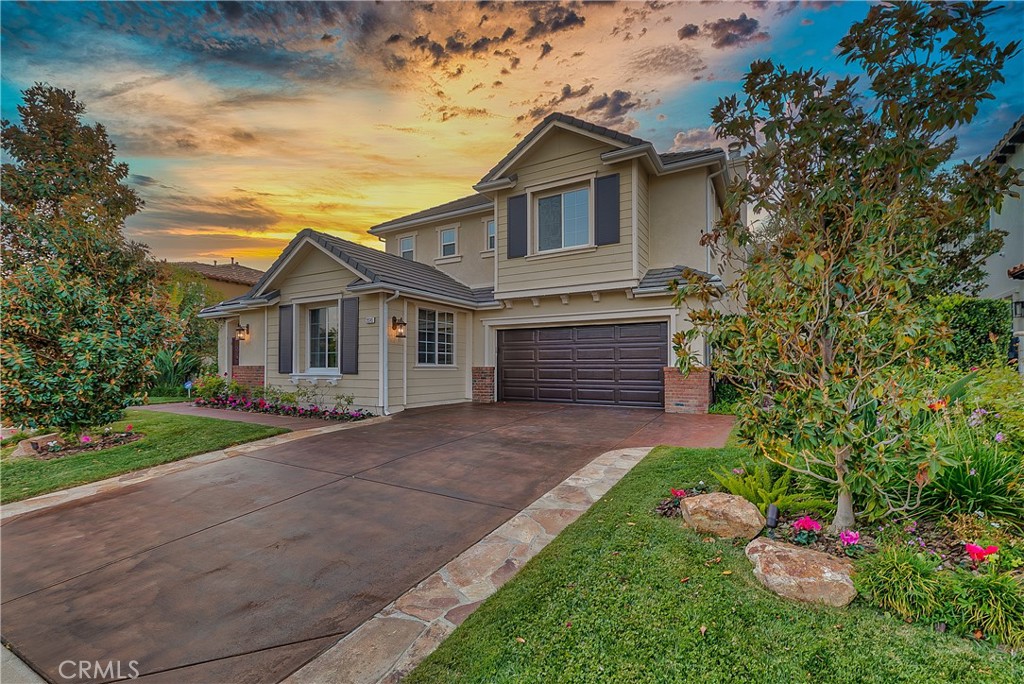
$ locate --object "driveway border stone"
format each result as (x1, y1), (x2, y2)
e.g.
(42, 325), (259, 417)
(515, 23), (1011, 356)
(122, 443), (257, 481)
(284, 446), (653, 684)
(0, 416), (391, 523)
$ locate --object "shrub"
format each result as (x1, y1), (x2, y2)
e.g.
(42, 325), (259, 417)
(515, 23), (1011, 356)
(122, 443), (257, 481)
(150, 349), (202, 397)
(949, 568), (1024, 648)
(964, 365), (1024, 451)
(924, 424), (1024, 530)
(192, 375), (227, 400)
(929, 295), (1013, 370)
(853, 546), (946, 622)
(712, 463), (832, 516)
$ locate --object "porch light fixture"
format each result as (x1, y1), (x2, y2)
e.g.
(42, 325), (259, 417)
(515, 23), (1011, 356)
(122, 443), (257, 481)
(234, 323), (250, 342)
(391, 316), (407, 338)
(1014, 300), (1024, 319)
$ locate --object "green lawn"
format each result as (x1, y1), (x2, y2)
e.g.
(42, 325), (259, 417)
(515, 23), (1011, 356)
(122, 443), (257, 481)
(408, 445), (1023, 684)
(144, 396), (190, 405)
(0, 409), (287, 504)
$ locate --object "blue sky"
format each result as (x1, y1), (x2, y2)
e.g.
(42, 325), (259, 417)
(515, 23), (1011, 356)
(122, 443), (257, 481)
(2, 0), (1021, 268)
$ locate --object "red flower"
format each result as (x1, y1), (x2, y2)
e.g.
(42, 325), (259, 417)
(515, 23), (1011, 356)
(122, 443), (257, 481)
(125, 424), (133, 432)
(927, 398), (948, 411)
(965, 543), (998, 563)
(670, 488), (687, 498)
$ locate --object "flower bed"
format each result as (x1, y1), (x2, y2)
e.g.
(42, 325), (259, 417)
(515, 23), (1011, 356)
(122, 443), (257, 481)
(193, 395), (374, 422)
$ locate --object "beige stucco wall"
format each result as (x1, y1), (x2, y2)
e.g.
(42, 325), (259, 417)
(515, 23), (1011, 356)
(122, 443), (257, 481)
(382, 209), (495, 289)
(493, 127), (635, 297)
(980, 144), (1023, 301)
(648, 168), (711, 273)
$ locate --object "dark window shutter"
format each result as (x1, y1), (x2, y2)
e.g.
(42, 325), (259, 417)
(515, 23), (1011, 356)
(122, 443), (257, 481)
(507, 194), (527, 258)
(278, 305), (293, 374)
(231, 338), (240, 366)
(595, 174), (620, 246)
(340, 297), (359, 374)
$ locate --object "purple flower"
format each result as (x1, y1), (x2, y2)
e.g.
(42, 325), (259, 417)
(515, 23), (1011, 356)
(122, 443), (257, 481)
(995, 432), (1005, 443)
(970, 468), (977, 476)
(732, 467), (745, 476)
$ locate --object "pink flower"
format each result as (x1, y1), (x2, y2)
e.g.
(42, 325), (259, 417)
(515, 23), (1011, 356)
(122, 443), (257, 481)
(670, 488), (687, 498)
(965, 543), (998, 563)
(732, 468), (745, 476)
(792, 516), (822, 532)
(125, 424), (133, 432)
(80, 435), (92, 444)
(839, 530), (860, 546)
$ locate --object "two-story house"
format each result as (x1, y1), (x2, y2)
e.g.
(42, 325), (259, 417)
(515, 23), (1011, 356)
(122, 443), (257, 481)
(200, 113), (737, 412)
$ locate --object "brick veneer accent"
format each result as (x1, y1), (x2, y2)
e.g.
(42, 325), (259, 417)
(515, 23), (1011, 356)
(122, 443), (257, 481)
(472, 366), (496, 403)
(663, 367), (710, 414)
(231, 365), (265, 388)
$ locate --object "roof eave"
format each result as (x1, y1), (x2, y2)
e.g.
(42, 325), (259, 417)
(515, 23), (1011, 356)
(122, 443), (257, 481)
(345, 282), (490, 310)
(369, 202), (494, 235)
(472, 176), (517, 193)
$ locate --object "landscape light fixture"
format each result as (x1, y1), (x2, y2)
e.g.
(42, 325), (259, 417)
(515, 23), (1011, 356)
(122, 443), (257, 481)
(391, 316), (407, 339)
(234, 323), (250, 342)
(765, 503), (780, 539)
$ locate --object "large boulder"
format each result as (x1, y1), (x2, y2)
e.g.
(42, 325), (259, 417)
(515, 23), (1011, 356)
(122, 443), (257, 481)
(10, 433), (62, 459)
(745, 537), (856, 607)
(679, 492), (765, 540)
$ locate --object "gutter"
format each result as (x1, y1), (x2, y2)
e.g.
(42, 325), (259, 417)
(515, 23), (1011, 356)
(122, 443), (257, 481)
(600, 144), (726, 178)
(471, 176), (517, 193)
(346, 282), (501, 311)
(369, 202), (494, 236)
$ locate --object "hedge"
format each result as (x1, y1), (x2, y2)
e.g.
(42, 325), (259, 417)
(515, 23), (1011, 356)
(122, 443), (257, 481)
(929, 295), (1013, 370)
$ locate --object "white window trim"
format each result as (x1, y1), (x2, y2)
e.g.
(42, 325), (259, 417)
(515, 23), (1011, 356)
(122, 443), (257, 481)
(527, 174), (596, 255)
(436, 224), (459, 260)
(414, 305), (458, 368)
(303, 298), (342, 374)
(398, 234), (416, 260)
(484, 218), (496, 253)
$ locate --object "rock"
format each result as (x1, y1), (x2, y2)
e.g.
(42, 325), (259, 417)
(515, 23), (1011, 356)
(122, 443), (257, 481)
(745, 537), (856, 607)
(679, 492), (765, 539)
(10, 433), (62, 458)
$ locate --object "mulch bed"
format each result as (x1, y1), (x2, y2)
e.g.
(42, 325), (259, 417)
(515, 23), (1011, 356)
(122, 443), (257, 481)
(656, 494), (976, 569)
(30, 432), (143, 461)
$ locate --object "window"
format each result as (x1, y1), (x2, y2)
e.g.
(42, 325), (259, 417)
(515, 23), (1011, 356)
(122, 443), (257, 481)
(537, 187), (589, 252)
(485, 220), (496, 251)
(439, 228), (457, 257)
(417, 308), (454, 366)
(308, 305), (338, 370)
(399, 236), (415, 260)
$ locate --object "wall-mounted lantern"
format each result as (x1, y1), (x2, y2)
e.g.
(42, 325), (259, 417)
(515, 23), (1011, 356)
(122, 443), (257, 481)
(391, 316), (407, 339)
(234, 323), (250, 342)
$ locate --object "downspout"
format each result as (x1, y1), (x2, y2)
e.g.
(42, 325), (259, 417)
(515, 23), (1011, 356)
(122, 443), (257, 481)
(380, 290), (401, 415)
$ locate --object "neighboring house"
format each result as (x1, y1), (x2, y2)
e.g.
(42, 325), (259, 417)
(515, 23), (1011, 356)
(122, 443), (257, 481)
(978, 114), (1024, 374)
(201, 113), (740, 412)
(173, 259), (265, 372)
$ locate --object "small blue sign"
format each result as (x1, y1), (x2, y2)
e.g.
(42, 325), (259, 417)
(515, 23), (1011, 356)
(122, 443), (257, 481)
(184, 380), (193, 390)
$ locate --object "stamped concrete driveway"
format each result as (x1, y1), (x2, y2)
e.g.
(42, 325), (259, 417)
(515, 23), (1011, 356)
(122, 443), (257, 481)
(1, 403), (730, 684)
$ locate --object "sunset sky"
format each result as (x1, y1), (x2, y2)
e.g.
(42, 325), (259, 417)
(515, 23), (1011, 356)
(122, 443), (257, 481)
(2, 0), (1022, 270)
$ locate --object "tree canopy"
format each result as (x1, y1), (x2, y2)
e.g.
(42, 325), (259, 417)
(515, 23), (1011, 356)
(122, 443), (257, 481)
(677, 1), (1020, 530)
(1, 84), (178, 430)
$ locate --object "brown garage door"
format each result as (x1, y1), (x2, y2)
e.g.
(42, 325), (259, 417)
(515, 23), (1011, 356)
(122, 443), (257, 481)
(498, 322), (667, 407)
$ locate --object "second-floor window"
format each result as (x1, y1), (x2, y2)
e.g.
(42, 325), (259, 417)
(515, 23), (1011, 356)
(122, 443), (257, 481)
(537, 187), (589, 252)
(399, 236), (415, 260)
(486, 220), (496, 250)
(439, 228), (457, 257)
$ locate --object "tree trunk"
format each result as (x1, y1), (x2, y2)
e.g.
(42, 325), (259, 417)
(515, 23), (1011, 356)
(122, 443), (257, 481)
(830, 486), (856, 533)
(828, 445), (856, 533)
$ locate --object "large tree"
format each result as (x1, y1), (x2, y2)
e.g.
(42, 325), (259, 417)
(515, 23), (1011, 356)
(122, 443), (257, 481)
(677, 1), (1020, 530)
(1, 84), (178, 431)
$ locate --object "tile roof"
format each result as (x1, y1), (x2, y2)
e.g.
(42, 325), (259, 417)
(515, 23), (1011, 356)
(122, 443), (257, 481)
(1009, 263), (1024, 281)
(370, 193), (492, 233)
(478, 112), (648, 185)
(658, 149), (722, 165)
(987, 113), (1024, 166)
(247, 229), (495, 309)
(637, 265), (718, 291)
(171, 261), (264, 286)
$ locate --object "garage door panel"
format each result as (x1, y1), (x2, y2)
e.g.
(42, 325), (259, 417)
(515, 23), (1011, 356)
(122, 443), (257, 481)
(538, 348), (573, 362)
(576, 347), (616, 361)
(498, 323), (666, 408)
